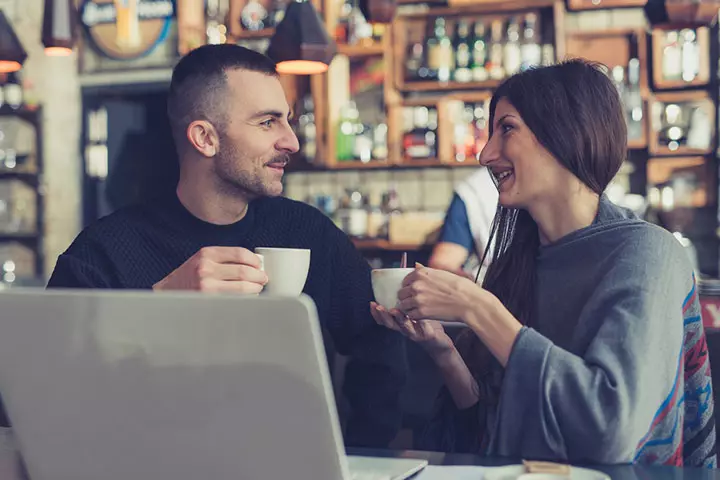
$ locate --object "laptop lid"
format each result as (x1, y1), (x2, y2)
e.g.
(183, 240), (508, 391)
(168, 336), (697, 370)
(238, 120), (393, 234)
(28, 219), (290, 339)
(0, 289), (351, 480)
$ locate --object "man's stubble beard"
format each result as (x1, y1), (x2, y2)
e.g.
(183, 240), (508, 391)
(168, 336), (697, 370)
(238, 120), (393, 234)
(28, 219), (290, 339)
(213, 136), (271, 201)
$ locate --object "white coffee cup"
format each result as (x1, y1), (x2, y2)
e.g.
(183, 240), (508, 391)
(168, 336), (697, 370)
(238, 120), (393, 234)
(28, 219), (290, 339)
(371, 268), (414, 309)
(254, 247), (311, 297)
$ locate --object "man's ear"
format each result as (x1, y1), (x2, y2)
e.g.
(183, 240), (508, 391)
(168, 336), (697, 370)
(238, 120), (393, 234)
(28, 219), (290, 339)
(186, 120), (220, 158)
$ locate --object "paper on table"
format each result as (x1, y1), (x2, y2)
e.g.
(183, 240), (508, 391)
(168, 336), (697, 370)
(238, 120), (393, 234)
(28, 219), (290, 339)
(414, 464), (487, 479)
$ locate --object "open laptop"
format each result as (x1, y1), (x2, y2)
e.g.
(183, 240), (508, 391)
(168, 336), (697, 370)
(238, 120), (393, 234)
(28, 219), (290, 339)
(0, 289), (427, 480)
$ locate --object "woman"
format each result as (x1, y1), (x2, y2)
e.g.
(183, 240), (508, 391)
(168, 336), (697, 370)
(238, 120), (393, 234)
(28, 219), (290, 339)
(370, 59), (716, 467)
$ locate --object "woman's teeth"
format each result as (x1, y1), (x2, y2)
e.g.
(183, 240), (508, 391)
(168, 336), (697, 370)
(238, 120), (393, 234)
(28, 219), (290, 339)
(497, 171), (512, 181)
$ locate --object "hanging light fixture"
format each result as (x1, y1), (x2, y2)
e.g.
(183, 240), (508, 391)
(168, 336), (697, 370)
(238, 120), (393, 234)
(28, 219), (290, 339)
(267, 0), (337, 75)
(644, 0), (720, 25)
(359, 0), (397, 24)
(42, 0), (76, 56)
(0, 10), (27, 73)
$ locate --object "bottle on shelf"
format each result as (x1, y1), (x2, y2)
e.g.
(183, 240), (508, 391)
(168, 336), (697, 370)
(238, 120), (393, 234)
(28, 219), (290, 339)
(473, 101), (489, 154)
(453, 19), (472, 83)
(4, 73), (23, 111)
(336, 101), (361, 162)
(269, 0), (286, 26)
(380, 184), (402, 240)
(661, 31), (683, 82)
(206, 0), (227, 44)
(427, 17), (453, 83)
(625, 58), (644, 143)
(452, 104), (475, 163)
(335, 188), (368, 238)
(471, 21), (488, 82)
(487, 19), (505, 81)
(405, 41), (427, 82)
(372, 122), (389, 161)
(520, 13), (542, 71)
(347, 0), (373, 45)
(346, 187), (368, 238)
(366, 191), (385, 239)
(353, 123), (374, 163)
(334, 0), (353, 43)
(403, 106), (437, 160)
(541, 43), (555, 66)
(610, 65), (625, 96)
(503, 17), (522, 77)
(240, 0), (268, 31)
(659, 103), (685, 151)
(680, 28), (699, 83)
(686, 104), (712, 150)
(297, 95), (317, 163)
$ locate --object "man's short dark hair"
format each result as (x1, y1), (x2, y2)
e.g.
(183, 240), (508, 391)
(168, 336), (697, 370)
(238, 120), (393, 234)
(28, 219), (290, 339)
(167, 44), (278, 153)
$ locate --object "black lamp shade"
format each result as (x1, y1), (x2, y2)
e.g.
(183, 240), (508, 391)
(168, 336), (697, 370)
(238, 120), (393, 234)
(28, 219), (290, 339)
(359, 0), (397, 24)
(644, 0), (720, 25)
(42, 0), (76, 55)
(267, 0), (337, 75)
(0, 10), (26, 73)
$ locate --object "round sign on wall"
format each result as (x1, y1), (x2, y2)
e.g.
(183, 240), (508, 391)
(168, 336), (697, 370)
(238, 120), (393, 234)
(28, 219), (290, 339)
(79, 0), (175, 60)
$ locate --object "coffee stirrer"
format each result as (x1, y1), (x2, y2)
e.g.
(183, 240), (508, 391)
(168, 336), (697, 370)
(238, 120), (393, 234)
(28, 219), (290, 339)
(400, 252), (408, 269)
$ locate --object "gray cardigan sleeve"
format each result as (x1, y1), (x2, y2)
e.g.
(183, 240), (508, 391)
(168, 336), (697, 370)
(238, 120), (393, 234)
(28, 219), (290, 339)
(489, 231), (690, 463)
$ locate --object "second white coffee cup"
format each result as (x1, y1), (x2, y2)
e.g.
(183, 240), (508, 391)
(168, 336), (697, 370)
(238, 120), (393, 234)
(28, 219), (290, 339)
(371, 268), (414, 309)
(255, 247), (311, 297)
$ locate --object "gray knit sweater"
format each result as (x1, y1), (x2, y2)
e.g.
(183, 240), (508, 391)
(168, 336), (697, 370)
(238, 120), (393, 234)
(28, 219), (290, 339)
(420, 197), (716, 467)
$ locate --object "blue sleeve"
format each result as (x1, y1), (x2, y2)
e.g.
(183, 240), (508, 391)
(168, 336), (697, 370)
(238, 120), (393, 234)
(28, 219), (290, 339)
(439, 194), (474, 251)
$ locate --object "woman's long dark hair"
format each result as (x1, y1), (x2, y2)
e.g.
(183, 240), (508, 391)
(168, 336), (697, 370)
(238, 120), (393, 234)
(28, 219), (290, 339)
(456, 59), (628, 377)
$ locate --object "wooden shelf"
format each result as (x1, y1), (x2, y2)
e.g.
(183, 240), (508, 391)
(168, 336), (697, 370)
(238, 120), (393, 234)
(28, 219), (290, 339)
(0, 233), (39, 243)
(401, 0), (558, 15)
(337, 43), (385, 57)
(651, 27), (710, 90)
(0, 106), (40, 124)
(0, 171), (39, 184)
(647, 156), (713, 208)
(352, 238), (432, 251)
(231, 28), (275, 40)
(649, 91), (715, 156)
(443, 160), (481, 167)
(399, 158), (442, 167)
(331, 160), (392, 169)
(565, 28), (650, 97)
(567, 0), (647, 11)
(399, 79), (501, 93)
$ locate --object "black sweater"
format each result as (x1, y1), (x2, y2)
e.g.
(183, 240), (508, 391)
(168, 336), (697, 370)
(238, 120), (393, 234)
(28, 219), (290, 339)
(47, 194), (407, 448)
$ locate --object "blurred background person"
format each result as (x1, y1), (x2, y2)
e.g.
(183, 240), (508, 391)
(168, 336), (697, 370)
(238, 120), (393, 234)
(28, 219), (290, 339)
(429, 167), (498, 282)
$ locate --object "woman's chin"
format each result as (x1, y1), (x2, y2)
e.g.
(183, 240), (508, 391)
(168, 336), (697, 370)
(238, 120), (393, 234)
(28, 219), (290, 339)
(498, 192), (524, 210)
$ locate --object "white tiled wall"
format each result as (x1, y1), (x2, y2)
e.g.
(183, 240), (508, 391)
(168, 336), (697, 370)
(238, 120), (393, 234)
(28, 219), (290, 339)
(285, 166), (481, 213)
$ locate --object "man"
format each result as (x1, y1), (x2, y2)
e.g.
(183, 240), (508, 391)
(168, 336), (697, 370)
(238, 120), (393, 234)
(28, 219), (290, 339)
(48, 44), (406, 448)
(429, 167), (497, 282)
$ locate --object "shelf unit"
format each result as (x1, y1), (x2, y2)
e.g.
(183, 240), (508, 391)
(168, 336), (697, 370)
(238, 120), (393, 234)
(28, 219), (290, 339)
(209, 0), (720, 266)
(0, 106), (44, 279)
(298, 0), (570, 172)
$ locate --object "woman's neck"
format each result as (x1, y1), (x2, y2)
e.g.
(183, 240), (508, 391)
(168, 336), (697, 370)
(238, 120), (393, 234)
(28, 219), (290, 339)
(529, 187), (600, 246)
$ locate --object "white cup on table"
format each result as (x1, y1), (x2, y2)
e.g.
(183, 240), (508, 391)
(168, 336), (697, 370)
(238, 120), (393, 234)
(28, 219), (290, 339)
(254, 247), (311, 297)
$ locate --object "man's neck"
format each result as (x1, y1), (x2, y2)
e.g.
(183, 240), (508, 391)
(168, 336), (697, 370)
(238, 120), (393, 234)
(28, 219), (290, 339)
(176, 167), (250, 226)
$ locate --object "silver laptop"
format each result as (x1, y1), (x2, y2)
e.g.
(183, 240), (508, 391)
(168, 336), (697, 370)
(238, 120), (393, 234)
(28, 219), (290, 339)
(0, 289), (427, 480)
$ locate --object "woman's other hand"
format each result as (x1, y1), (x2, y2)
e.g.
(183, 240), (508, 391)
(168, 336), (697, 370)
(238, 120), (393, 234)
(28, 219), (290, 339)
(370, 303), (456, 360)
